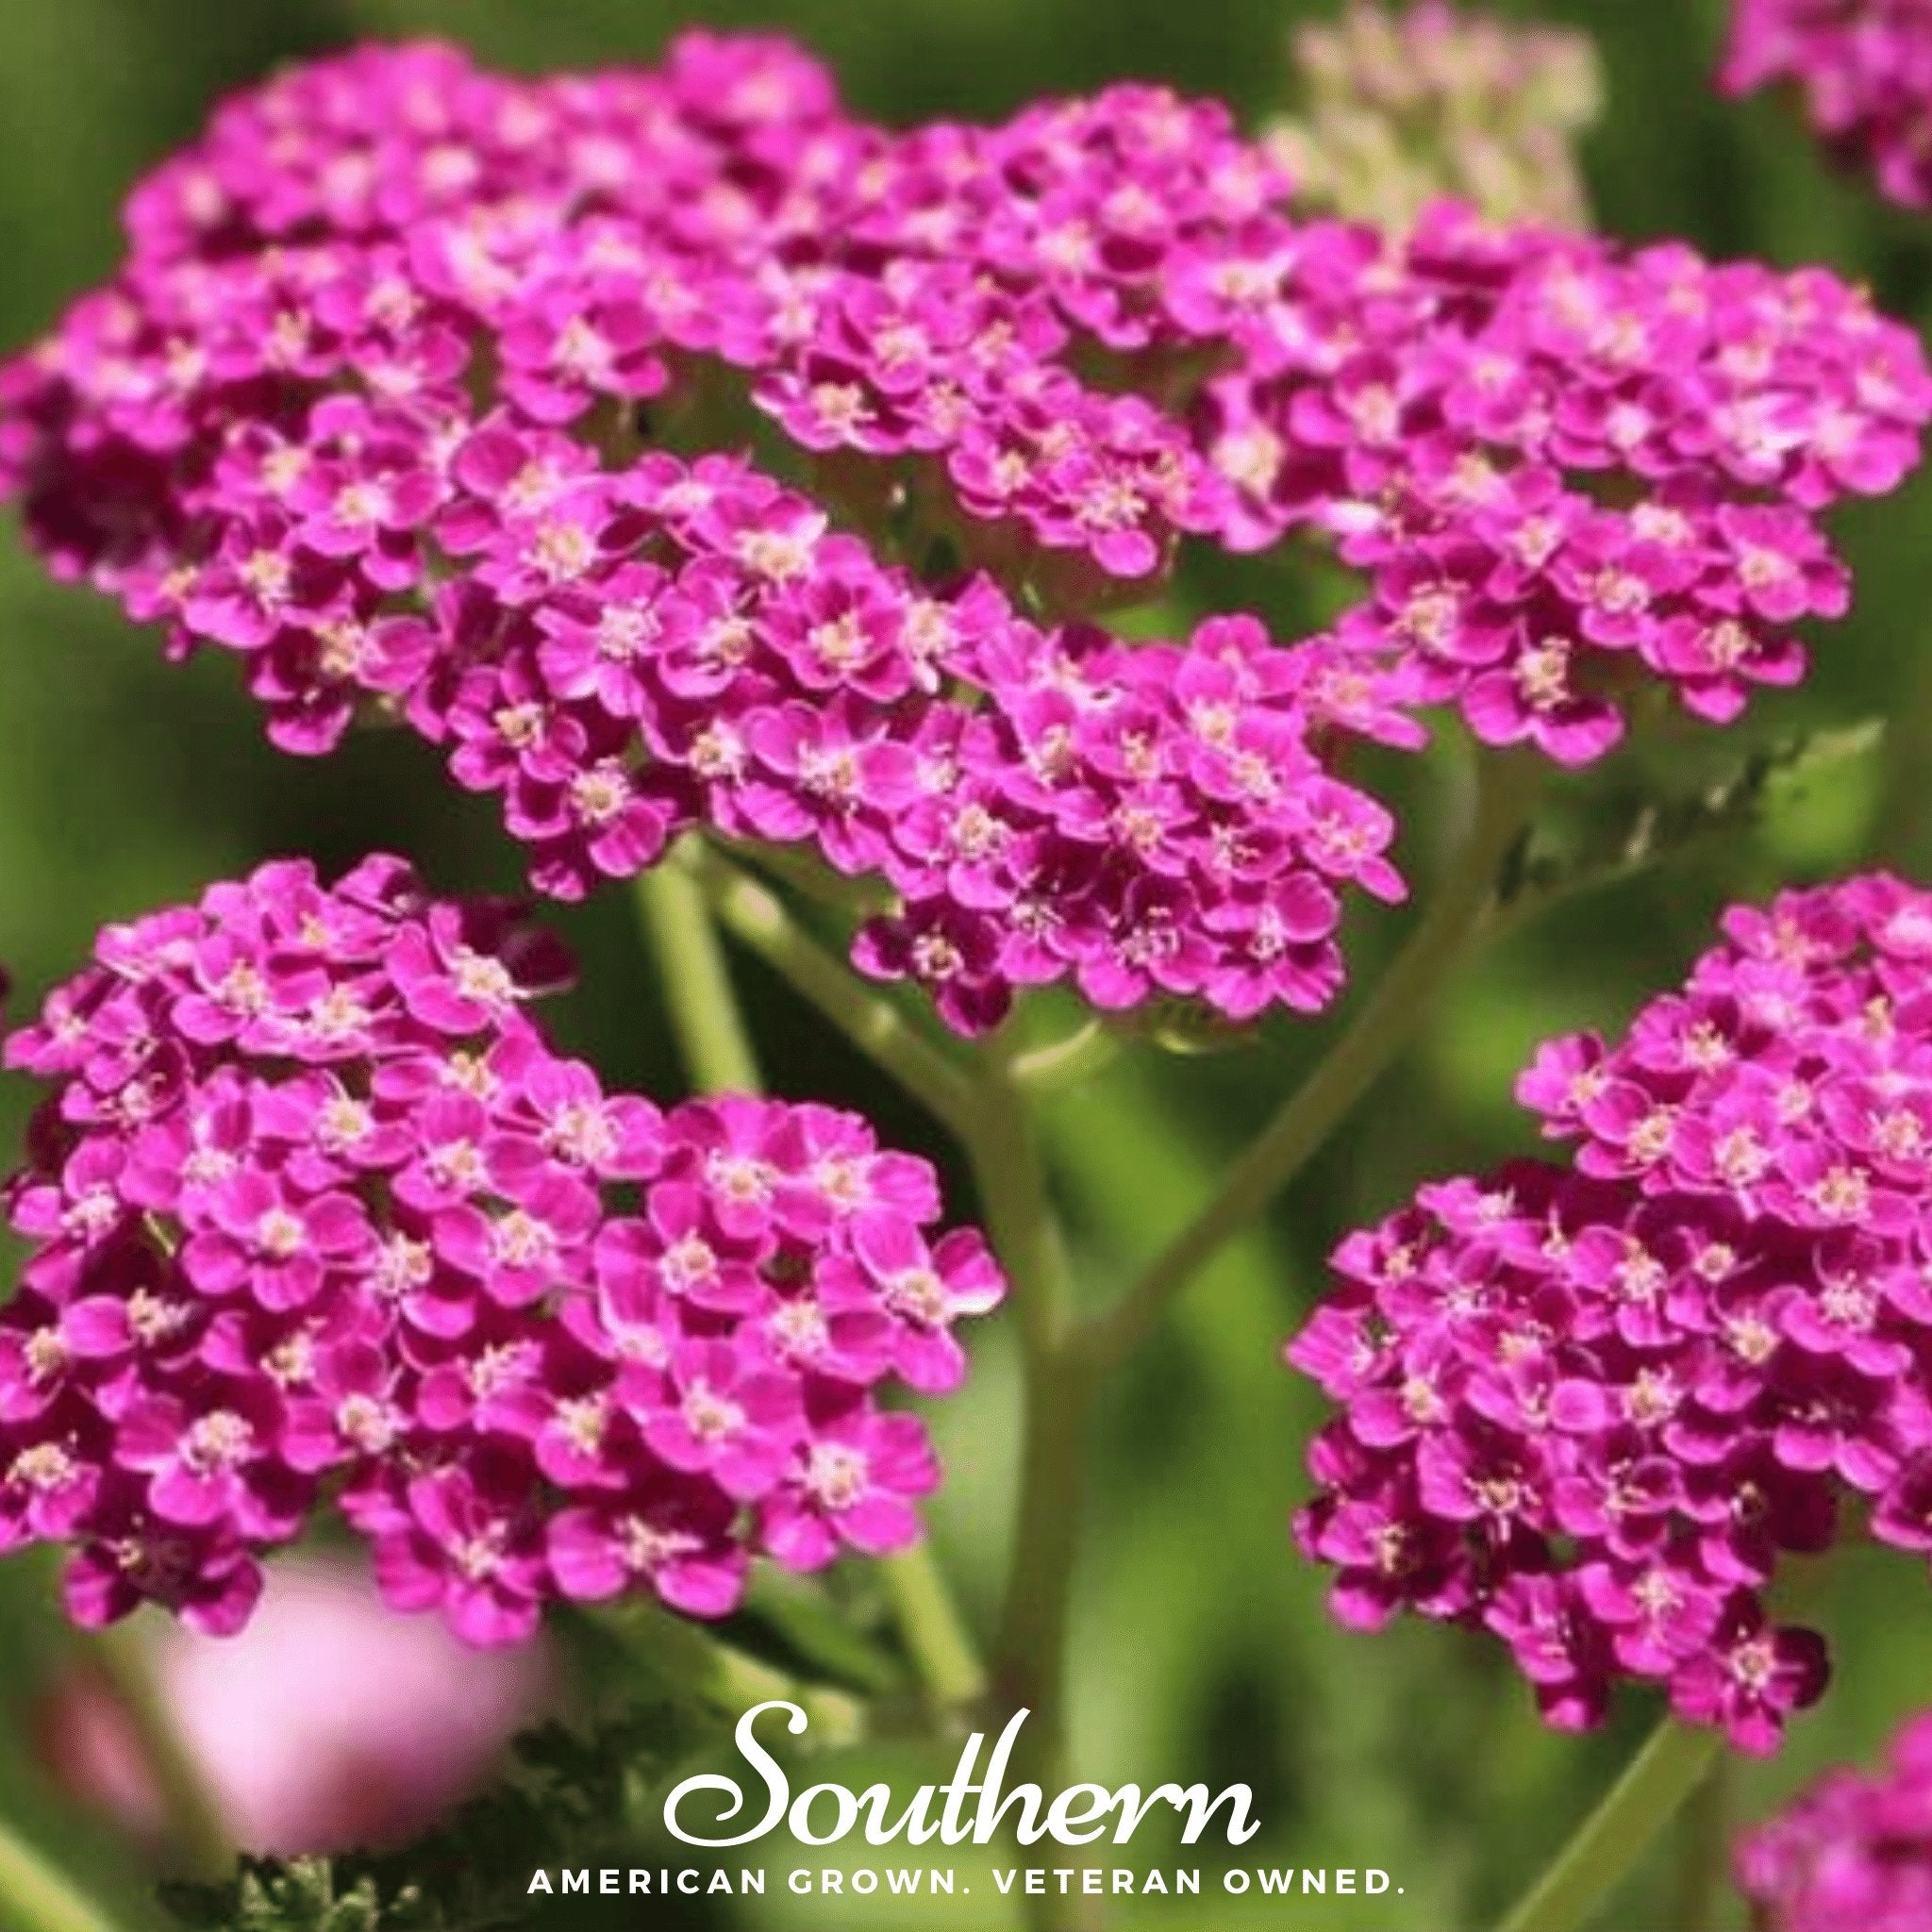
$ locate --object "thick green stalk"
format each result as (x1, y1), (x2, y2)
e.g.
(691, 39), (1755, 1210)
(0, 1821), (118, 1932)
(672, 843), (979, 1143)
(967, 1073), (1093, 1932)
(1081, 749), (1541, 1373)
(618, 1599), (867, 1743)
(1669, 1758), (1730, 1932)
(633, 853), (986, 1714)
(1494, 1721), (1723, 1932)
(876, 1550), (987, 1712)
(992, 1356), (1095, 1932)
(989, 1341), (1090, 1744)
(635, 859), (761, 1093)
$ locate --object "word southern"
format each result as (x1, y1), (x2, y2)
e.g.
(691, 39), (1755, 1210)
(659, 1700), (1263, 1850)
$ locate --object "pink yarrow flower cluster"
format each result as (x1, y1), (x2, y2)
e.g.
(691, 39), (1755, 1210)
(1290, 874), (1932, 1753)
(0, 37), (1410, 1036)
(1736, 1707), (1932, 1931)
(1724, 1), (1932, 210)
(0, 856), (1003, 1644)
(1201, 206), (1929, 761)
(0, 36), (1921, 1010)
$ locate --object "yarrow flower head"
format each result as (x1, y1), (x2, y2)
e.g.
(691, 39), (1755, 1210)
(0, 36), (1924, 1037)
(1289, 873), (1932, 1753)
(1736, 1707), (1932, 1930)
(1724, 0), (1932, 210)
(0, 855), (1003, 1643)
(1268, 0), (1603, 231)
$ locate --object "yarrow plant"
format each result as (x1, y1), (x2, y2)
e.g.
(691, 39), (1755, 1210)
(1291, 874), (1932, 1754)
(1724, 0), (1932, 210)
(0, 855), (1001, 1642)
(1735, 1707), (1932, 1930)
(3, 20), (1932, 1932)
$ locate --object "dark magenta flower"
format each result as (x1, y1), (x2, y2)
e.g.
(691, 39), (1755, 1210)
(1724, 0), (1932, 211)
(1737, 1707), (1932, 1930)
(1289, 874), (1932, 1754)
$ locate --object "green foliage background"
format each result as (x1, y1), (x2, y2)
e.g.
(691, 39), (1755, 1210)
(3, 1), (1932, 1926)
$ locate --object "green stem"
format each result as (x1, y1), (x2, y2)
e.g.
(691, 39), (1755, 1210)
(635, 860), (761, 1094)
(731, 840), (891, 920)
(996, 1366), (1096, 1932)
(967, 1074), (1092, 1932)
(990, 1341), (1090, 1737)
(0, 1820), (118, 1932)
(674, 842), (979, 1142)
(1669, 1757), (1731, 1932)
(634, 851), (986, 1715)
(877, 1550), (988, 1712)
(969, 1074), (1074, 1367)
(616, 1602), (867, 1745)
(1007, 1021), (1120, 1098)
(92, 1625), (231, 1878)
(1081, 748), (1541, 1373)
(1494, 1721), (1723, 1932)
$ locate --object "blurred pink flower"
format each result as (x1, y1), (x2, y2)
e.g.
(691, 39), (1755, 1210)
(41, 1554), (555, 1854)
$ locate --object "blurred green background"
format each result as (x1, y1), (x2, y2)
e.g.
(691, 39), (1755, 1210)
(5, 1), (1932, 1927)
